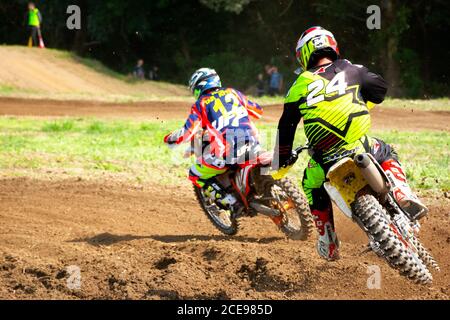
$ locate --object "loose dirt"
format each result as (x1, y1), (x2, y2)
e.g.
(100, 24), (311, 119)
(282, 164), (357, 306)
(1, 46), (448, 301)
(0, 178), (448, 299)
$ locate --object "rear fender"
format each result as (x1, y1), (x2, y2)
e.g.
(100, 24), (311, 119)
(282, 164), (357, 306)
(324, 182), (353, 218)
(325, 157), (369, 214)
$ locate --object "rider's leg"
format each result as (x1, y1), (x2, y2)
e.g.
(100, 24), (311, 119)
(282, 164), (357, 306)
(381, 159), (428, 219)
(189, 163), (242, 212)
(369, 138), (428, 220)
(303, 158), (340, 261)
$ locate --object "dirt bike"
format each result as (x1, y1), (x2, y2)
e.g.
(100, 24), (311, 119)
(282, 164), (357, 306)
(284, 145), (440, 284)
(191, 146), (314, 240)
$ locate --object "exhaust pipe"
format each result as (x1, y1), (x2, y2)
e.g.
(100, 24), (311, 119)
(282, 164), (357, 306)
(354, 153), (388, 194)
(249, 202), (280, 217)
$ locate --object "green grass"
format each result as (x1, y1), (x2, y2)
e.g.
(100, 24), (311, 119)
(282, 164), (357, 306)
(0, 84), (192, 103)
(0, 117), (448, 191)
(58, 50), (165, 85)
(0, 117), (187, 184)
(65, 52), (130, 82)
(39, 48), (129, 82)
(0, 83), (38, 95)
(373, 130), (449, 190)
(381, 98), (450, 111)
(0, 84), (18, 94)
(42, 120), (75, 132)
(251, 96), (450, 111)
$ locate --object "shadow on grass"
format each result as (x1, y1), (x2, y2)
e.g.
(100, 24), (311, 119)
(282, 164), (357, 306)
(68, 232), (283, 246)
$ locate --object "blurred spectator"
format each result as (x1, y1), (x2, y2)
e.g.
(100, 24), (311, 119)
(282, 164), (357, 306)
(25, 2), (42, 47)
(264, 64), (273, 87)
(268, 66), (283, 96)
(256, 73), (265, 97)
(132, 59), (145, 80)
(148, 66), (159, 81)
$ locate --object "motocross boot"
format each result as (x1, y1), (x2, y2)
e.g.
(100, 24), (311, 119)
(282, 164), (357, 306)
(381, 159), (428, 220)
(203, 179), (244, 215)
(312, 207), (340, 261)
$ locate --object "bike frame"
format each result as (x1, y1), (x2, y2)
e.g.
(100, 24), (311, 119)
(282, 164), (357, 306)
(228, 152), (273, 208)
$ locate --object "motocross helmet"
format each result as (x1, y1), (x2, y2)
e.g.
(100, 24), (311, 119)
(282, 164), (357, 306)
(188, 68), (222, 99)
(295, 26), (340, 71)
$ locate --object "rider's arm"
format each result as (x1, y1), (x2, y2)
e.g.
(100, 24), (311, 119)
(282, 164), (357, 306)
(163, 103), (202, 145)
(358, 66), (388, 109)
(274, 101), (302, 169)
(233, 89), (263, 120)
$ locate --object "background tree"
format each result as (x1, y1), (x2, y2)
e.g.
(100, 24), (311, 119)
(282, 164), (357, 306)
(0, 0), (448, 98)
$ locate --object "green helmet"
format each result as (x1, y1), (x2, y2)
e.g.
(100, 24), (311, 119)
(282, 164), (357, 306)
(295, 26), (340, 70)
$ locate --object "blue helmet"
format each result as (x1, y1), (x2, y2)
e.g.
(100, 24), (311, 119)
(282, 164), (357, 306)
(188, 68), (222, 99)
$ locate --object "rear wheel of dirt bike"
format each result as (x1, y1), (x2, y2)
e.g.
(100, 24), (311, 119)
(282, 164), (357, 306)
(274, 178), (314, 240)
(353, 194), (433, 284)
(194, 185), (238, 235)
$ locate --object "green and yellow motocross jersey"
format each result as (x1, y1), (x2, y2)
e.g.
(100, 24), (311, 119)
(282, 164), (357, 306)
(275, 59), (388, 166)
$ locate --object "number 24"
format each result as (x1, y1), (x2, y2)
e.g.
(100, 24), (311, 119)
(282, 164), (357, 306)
(306, 71), (347, 106)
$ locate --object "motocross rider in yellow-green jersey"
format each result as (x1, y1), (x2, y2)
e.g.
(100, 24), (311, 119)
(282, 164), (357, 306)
(273, 26), (428, 261)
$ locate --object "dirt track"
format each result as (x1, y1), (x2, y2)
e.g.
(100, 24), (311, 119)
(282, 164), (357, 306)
(0, 178), (448, 300)
(0, 47), (187, 97)
(1, 43), (448, 300)
(0, 97), (449, 131)
(0, 97), (449, 299)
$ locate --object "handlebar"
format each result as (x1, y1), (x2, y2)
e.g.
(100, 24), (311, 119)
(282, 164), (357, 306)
(271, 145), (309, 180)
(293, 145), (310, 156)
(287, 145), (310, 166)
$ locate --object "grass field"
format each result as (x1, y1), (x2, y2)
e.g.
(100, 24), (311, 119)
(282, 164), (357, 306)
(0, 83), (192, 104)
(252, 96), (450, 111)
(0, 117), (448, 192)
(1, 83), (449, 111)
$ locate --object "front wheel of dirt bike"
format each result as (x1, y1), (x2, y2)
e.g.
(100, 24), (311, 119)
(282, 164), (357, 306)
(273, 178), (314, 240)
(193, 185), (238, 235)
(352, 194), (433, 284)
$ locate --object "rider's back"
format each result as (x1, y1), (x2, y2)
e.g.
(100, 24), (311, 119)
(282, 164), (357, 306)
(198, 87), (255, 134)
(285, 59), (385, 152)
(197, 88), (260, 158)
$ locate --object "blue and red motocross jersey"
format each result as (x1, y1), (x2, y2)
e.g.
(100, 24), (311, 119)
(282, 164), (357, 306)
(164, 88), (263, 158)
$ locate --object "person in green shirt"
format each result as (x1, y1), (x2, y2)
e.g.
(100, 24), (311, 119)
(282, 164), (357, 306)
(26, 2), (42, 47)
